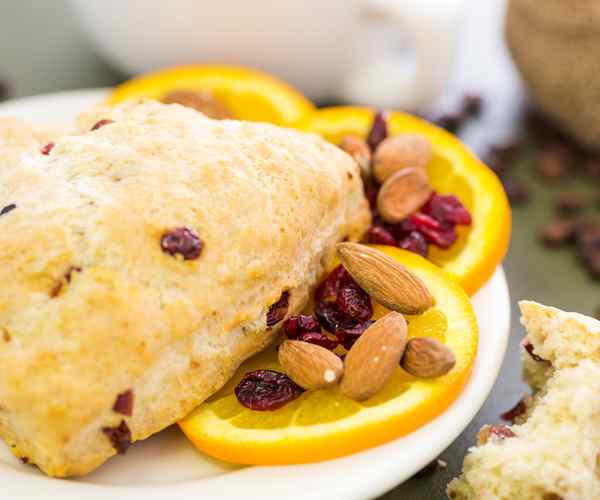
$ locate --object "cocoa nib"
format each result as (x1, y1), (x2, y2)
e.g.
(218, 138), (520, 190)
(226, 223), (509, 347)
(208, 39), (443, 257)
(266, 291), (289, 327)
(0, 203), (16, 216)
(102, 420), (131, 454)
(500, 395), (532, 423)
(160, 227), (203, 260)
(91, 119), (115, 131)
(113, 389), (134, 416)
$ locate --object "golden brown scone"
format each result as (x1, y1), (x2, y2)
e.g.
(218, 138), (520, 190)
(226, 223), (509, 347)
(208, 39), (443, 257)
(0, 99), (370, 477)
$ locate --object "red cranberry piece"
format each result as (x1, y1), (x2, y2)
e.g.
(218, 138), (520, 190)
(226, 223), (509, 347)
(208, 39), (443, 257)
(398, 231), (428, 257)
(102, 420), (131, 454)
(113, 389), (134, 416)
(315, 300), (345, 333)
(91, 119), (115, 131)
(314, 265), (351, 303)
(522, 339), (547, 363)
(0, 203), (16, 217)
(422, 192), (472, 226)
(409, 214), (457, 249)
(367, 110), (389, 152)
(160, 227), (203, 260)
(366, 184), (380, 213)
(283, 314), (321, 340)
(235, 370), (304, 411)
(367, 226), (397, 246)
(266, 291), (289, 327)
(299, 331), (339, 350)
(40, 142), (55, 155)
(336, 320), (375, 350)
(409, 212), (443, 231)
(500, 395), (531, 423)
(488, 425), (515, 440)
(337, 281), (372, 321)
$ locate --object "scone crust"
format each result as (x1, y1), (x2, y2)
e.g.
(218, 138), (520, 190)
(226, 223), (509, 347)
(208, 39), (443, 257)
(0, 100), (370, 476)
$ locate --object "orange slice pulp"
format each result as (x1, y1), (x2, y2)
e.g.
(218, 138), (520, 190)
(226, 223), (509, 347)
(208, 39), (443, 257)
(108, 64), (315, 127)
(300, 106), (511, 295)
(179, 247), (478, 465)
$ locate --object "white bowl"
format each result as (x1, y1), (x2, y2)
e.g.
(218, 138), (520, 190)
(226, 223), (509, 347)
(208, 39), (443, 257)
(0, 89), (511, 500)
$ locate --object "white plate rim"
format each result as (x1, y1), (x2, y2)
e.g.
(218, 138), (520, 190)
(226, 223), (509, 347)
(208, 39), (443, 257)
(0, 89), (511, 500)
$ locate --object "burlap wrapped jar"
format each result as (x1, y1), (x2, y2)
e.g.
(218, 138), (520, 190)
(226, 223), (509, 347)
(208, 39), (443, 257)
(506, 0), (600, 149)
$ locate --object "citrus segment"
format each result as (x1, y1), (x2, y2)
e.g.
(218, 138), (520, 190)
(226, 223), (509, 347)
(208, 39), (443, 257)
(108, 65), (315, 126)
(179, 247), (478, 465)
(301, 106), (511, 295)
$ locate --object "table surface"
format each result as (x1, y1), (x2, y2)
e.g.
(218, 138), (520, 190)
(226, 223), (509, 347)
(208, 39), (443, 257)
(1, 1), (598, 498)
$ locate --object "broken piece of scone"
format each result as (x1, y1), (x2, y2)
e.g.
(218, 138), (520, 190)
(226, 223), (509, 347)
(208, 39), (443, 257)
(0, 99), (370, 477)
(448, 301), (600, 500)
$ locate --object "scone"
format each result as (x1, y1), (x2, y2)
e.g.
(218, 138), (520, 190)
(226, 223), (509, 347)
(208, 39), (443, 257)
(0, 99), (370, 477)
(448, 301), (600, 499)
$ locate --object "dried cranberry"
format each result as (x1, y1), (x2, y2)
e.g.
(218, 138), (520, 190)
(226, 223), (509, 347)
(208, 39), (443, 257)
(422, 192), (472, 226)
(366, 184), (380, 213)
(160, 227), (203, 260)
(367, 226), (397, 246)
(40, 142), (54, 155)
(409, 212), (442, 231)
(299, 331), (339, 350)
(315, 300), (346, 333)
(398, 231), (428, 257)
(500, 395), (531, 423)
(336, 320), (374, 350)
(235, 370), (304, 411)
(0, 203), (16, 217)
(314, 265), (350, 303)
(337, 281), (372, 321)
(488, 425), (515, 440)
(283, 314), (321, 340)
(522, 339), (546, 363)
(266, 291), (289, 327)
(113, 389), (134, 416)
(102, 420), (131, 454)
(91, 119), (115, 131)
(366, 110), (389, 152)
(409, 213), (457, 249)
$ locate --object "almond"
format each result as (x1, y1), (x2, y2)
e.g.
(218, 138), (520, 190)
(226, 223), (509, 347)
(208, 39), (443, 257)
(278, 340), (343, 390)
(401, 337), (456, 378)
(339, 135), (371, 180)
(377, 167), (432, 223)
(373, 134), (432, 183)
(340, 312), (408, 401)
(336, 242), (434, 314)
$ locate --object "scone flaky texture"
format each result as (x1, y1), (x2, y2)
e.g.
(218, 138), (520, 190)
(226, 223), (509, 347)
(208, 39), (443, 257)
(448, 302), (600, 500)
(0, 100), (370, 477)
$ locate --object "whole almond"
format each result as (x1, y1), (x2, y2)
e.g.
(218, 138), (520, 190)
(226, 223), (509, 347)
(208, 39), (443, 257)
(337, 242), (434, 314)
(377, 167), (432, 223)
(340, 312), (408, 401)
(339, 134), (371, 180)
(373, 134), (432, 183)
(278, 340), (343, 390)
(401, 337), (456, 378)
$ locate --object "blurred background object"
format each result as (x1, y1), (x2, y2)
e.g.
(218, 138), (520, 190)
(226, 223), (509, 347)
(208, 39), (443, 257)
(506, 0), (600, 150)
(68, 0), (464, 110)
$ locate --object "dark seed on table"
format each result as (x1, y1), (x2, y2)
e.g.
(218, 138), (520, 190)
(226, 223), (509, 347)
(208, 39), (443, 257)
(555, 192), (585, 215)
(0, 203), (16, 217)
(540, 218), (576, 247)
(102, 420), (132, 454)
(500, 395), (532, 423)
(266, 291), (289, 327)
(113, 389), (134, 416)
(366, 110), (389, 152)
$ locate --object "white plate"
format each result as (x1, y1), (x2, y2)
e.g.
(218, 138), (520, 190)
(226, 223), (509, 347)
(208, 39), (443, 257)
(0, 90), (511, 500)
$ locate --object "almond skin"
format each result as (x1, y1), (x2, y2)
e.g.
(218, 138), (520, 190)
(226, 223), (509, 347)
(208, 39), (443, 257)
(340, 312), (408, 401)
(400, 337), (456, 378)
(278, 340), (343, 390)
(373, 134), (432, 183)
(377, 167), (432, 224)
(339, 134), (371, 180)
(336, 242), (434, 314)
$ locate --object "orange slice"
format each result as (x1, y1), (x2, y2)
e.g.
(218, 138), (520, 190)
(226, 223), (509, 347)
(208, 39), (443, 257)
(179, 247), (478, 465)
(300, 106), (511, 295)
(108, 65), (315, 127)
